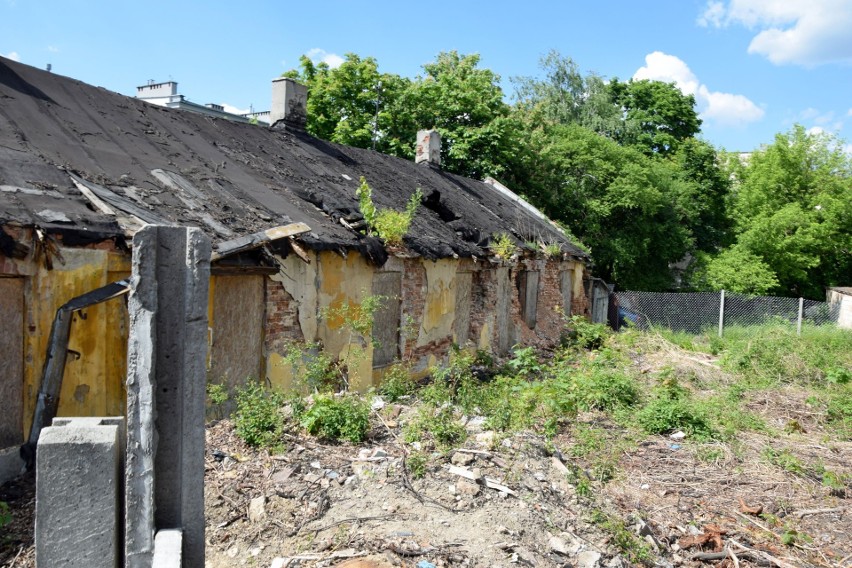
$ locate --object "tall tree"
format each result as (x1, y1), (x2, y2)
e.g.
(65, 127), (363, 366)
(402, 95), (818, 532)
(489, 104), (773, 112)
(722, 125), (852, 298)
(608, 79), (702, 156)
(523, 123), (695, 290)
(394, 51), (516, 179)
(283, 54), (410, 153)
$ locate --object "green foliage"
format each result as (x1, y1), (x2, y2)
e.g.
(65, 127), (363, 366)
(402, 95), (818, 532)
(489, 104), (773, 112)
(234, 381), (284, 448)
(321, 293), (386, 387)
(406, 452), (428, 479)
(206, 382), (229, 420)
(568, 363), (640, 411)
(636, 374), (715, 439)
(564, 315), (610, 350)
(504, 345), (544, 378)
(588, 509), (654, 566)
(378, 363), (417, 402)
(0, 500), (10, 529)
(688, 247), (779, 295)
(301, 394), (369, 443)
(356, 177), (422, 246)
(718, 324), (852, 386)
(489, 232), (517, 260)
(724, 126), (852, 298)
(283, 342), (338, 392)
(608, 78), (702, 156)
(405, 405), (467, 450)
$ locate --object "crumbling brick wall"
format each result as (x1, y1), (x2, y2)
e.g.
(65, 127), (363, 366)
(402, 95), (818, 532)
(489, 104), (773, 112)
(264, 278), (304, 354)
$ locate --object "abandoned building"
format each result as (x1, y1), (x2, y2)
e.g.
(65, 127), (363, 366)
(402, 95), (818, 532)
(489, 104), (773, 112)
(0, 56), (592, 471)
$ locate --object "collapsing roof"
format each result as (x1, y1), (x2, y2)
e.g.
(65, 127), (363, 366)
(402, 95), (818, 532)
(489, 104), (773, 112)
(0, 57), (589, 265)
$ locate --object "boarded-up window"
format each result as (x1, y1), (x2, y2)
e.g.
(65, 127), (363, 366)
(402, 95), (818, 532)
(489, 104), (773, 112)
(560, 269), (574, 315)
(0, 278), (24, 447)
(454, 272), (473, 345)
(210, 275), (264, 407)
(372, 272), (401, 368)
(518, 271), (540, 329)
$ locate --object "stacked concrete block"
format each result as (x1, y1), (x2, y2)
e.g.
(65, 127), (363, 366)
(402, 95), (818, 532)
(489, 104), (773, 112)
(36, 417), (125, 568)
(125, 226), (211, 568)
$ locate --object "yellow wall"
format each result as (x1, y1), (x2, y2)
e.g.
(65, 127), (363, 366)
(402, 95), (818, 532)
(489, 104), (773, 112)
(18, 248), (130, 434)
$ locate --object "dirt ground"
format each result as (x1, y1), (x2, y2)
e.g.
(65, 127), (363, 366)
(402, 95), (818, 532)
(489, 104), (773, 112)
(2, 350), (850, 568)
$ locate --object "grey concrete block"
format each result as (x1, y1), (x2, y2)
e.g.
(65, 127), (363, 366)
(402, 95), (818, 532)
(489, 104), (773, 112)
(36, 418), (122, 568)
(152, 529), (182, 568)
(0, 446), (25, 485)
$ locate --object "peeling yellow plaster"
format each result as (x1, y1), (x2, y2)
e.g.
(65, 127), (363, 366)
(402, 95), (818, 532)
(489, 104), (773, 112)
(23, 248), (129, 433)
(317, 252), (374, 391)
(418, 259), (457, 347)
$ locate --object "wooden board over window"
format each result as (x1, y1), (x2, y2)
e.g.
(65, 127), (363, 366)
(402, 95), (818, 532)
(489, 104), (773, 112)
(561, 269), (574, 315)
(454, 272), (473, 346)
(0, 278), (24, 447)
(519, 271), (540, 329)
(372, 272), (401, 368)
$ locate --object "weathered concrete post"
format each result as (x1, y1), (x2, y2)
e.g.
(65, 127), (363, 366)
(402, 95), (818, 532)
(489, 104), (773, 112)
(125, 226), (210, 568)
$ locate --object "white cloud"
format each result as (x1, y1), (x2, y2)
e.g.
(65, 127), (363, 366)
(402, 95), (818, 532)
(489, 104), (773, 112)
(2, 51), (20, 62)
(697, 1), (852, 66)
(305, 48), (344, 69)
(798, 108), (845, 134)
(807, 126), (825, 136)
(847, 108), (852, 117)
(47, 45), (59, 53)
(697, 1), (725, 27)
(221, 103), (251, 116)
(634, 51), (765, 126)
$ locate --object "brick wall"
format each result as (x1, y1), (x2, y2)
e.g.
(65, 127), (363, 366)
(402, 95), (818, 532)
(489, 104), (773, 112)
(264, 278), (304, 354)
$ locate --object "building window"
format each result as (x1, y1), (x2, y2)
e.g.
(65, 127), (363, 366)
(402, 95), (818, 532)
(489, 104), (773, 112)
(518, 271), (540, 329)
(560, 269), (574, 316)
(371, 272), (401, 368)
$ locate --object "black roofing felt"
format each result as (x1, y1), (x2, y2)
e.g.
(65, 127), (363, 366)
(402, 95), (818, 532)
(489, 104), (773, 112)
(0, 57), (588, 263)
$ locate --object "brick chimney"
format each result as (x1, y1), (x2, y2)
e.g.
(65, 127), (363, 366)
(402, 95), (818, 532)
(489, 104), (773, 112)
(415, 129), (441, 166)
(271, 77), (307, 130)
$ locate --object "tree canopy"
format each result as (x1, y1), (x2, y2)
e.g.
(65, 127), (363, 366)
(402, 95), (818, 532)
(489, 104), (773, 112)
(283, 52), (849, 298)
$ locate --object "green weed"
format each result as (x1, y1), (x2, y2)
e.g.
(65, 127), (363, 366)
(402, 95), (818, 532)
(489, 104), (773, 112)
(234, 380), (284, 448)
(636, 373), (715, 440)
(356, 176), (422, 246)
(489, 232), (517, 260)
(301, 394), (370, 443)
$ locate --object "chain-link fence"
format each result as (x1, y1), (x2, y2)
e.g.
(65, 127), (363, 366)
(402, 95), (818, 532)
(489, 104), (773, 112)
(614, 290), (841, 336)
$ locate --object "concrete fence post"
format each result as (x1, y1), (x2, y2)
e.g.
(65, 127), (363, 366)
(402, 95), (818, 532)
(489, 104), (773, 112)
(718, 290), (726, 338)
(125, 226), (210, 568)
(797, 297), (804, 336)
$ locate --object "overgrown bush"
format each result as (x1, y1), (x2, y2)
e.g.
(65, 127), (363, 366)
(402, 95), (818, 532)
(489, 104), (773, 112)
(379, 363), (417, 402)
(405, 405), (467, 450)
(234, 381), (284, 448)
(564, 315), (610, 350)
(635, 373), (715, 440)
(283, 342), (339, 392)
(301, 394), (370, 443)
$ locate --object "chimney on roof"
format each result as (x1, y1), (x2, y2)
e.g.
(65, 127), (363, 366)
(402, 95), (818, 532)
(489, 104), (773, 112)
(415, 129), (441, 167)
(271, 77), (307, 130)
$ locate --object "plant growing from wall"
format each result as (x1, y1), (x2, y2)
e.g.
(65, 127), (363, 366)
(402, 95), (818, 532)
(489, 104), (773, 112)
(489, 232), (517, 260)
(356, 177), (422, 246)
(321, 293), (386, 389)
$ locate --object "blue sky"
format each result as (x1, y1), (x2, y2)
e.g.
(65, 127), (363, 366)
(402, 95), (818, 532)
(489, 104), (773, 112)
(2, 0), (851, 152)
